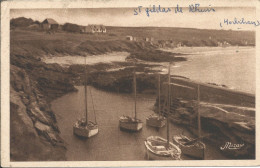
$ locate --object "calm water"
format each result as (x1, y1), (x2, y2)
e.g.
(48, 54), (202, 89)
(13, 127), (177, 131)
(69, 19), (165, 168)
(44, 47), (255, 94)
(52, 86), (228, 160)
(166, 47), (255, 94)
(50, 46), (254, 160)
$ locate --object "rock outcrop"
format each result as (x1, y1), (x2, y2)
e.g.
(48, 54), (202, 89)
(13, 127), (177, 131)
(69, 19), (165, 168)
(157, 93), (255, 159)
(10, 55), (76, 160)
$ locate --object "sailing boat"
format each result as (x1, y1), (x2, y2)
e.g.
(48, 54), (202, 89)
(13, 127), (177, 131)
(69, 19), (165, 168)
(173, 84), (206, 159)
(119, 63), (143, 131)
(73, 56), (98, 138)
(146, 73), (166, 128)
(144, 63), (181, 160)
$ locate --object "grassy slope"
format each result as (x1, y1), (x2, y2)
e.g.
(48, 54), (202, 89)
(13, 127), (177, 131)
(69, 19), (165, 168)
(107, 26), (255, 46)
(11, 26), (255, 57)
(11, 30), (150, 56)
(11, 29), (187, 63)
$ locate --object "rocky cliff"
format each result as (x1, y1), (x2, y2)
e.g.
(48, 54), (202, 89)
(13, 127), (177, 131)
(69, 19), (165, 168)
(10, 54), (76, 161)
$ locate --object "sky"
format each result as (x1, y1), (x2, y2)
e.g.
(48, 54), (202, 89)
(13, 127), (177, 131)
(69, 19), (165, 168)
(10, 7), (257, 31)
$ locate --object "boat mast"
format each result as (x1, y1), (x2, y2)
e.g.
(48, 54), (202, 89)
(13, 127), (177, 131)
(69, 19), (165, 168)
(84, 56), (88, 125)
(134, 62), (137, 120)
(197, 84), (201, 138)
(167, 62), (171, 148)
(158, 73), (161, 117)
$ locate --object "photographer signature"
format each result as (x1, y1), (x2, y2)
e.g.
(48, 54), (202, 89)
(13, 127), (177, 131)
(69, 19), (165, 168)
(220, 142), (244, 150)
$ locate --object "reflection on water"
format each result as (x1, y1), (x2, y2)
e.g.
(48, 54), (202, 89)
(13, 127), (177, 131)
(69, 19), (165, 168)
(52, 86), (228, 161)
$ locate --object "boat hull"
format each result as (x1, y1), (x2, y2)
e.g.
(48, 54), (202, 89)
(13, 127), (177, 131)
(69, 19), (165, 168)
(73, 120), (98, 138)
(145, 142), (174, 160)
(173, 135), (205, 159)
(119, 119), (143, 131)
(144, 136), (181, 160)
(146, 115), (166, 128)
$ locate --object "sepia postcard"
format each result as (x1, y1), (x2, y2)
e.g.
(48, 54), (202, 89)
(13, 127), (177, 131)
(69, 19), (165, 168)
(1, 0), (260, 167)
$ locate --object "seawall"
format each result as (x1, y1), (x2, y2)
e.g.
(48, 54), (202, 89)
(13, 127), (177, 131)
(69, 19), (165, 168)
(163, 76), (255, 108)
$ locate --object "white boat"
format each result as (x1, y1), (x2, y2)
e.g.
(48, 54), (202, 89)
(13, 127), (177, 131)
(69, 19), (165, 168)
(73, 56), (98, 138)
(173, 134), (205, 159)
(119, 116), (143, 131)
(144, 136), (181, 160)
(144, 62), (181, 160)
(146, 114), (166, 128)
(119, 62), (143, 132)
(146, 74), (166, 128)
(73, 119), (98, 138)
(173, 84), (206, 159)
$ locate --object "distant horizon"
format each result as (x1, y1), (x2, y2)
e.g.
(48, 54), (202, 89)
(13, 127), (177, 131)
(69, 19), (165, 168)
(11, 16), (256, 33)
(10, 7), (257, 31)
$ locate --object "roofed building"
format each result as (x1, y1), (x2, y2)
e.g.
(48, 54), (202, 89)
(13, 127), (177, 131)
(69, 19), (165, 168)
(88, 24), (106, 33)
(42, 18), (59, 30)
(126, 36), (133, 41)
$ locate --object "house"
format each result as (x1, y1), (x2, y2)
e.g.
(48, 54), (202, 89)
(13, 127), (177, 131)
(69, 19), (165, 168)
(177, 42), (183, 47)
(126, 36), (133, 41)
(87, 24), (106, 33)
(100, 25), (106, 33)
(222, 41), (230, 47)
(243, 40), (248, 45)
(217, 42), (223, 47)
(144, 37), (154, 42)
(41, 18), (59, 30)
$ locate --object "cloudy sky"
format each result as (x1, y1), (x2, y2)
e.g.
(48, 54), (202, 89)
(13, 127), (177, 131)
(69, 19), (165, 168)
(10, 7), (256, 30)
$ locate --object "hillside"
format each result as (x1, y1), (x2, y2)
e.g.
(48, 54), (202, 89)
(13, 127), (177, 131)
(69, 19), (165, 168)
(106, 26), (255, 46)
(10, 17), (255, 47)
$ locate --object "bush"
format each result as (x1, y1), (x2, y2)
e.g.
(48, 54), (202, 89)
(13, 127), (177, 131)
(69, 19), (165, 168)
(10, 17), (34, 28)
(62, 23), (81, 33)
(109, 33), (117, 36)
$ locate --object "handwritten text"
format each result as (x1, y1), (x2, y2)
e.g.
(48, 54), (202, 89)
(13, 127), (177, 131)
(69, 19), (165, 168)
(133, 4), (215, 17)
(220, 18), (260, 27)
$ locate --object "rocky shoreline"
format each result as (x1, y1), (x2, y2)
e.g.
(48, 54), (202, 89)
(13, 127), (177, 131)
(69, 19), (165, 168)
(10, 29), (255, 160)
(156, 81), (255, 159)
(10, 56), (76, 160)
(10, 29), (187, 160)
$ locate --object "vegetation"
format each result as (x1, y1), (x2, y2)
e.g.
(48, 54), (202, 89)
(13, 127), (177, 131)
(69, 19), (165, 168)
(11, 17), (255, 47)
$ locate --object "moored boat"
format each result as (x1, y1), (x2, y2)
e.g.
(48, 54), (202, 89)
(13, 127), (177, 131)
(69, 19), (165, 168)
(145, 136), (181, 160)
(146, 114), (165, 128)
(144, 62), (181, 160)
(173, 84), (206, 159)
(73, 119), (98, 138)
(119, 61), (143, 132)
(119, 116), (143, 131)
(173, 134), (205, 159)
(146, 73), (166, 128)
(73, 56), (98, 138)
